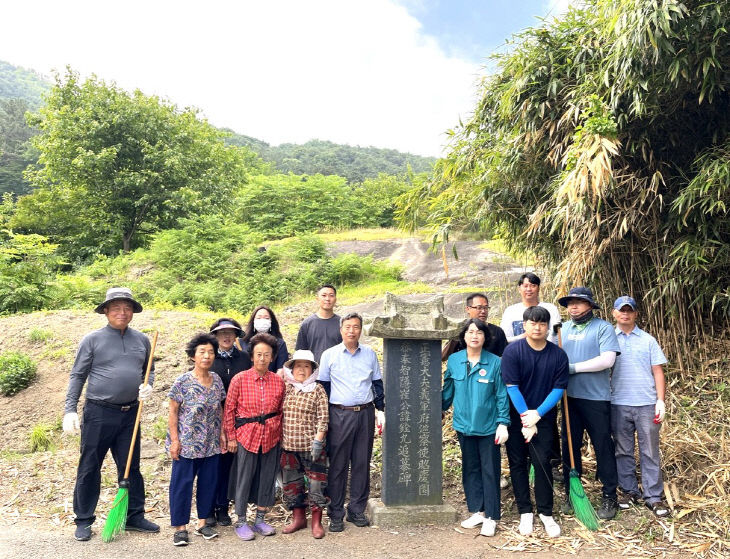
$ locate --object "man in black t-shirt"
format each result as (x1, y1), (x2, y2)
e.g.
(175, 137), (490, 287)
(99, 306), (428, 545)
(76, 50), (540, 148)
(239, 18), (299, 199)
(295, 284), (342, 363)
(501, 306), (569, 538)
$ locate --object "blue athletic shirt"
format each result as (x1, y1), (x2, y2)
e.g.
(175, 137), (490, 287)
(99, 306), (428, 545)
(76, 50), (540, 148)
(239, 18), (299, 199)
(501, 338), (569, 420)
(561, 317), (620, 401)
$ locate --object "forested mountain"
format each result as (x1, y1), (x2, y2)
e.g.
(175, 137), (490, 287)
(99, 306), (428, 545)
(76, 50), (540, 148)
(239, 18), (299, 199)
(0, 61), (50, 108)
(0, 60), (434, 199)
(222, 135), (435, 184)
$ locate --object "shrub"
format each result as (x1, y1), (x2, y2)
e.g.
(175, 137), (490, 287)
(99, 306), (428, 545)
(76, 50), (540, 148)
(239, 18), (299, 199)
(0, 351), (38, 396)
(29, 422), (53, 452)
(28, 327), (53, 343)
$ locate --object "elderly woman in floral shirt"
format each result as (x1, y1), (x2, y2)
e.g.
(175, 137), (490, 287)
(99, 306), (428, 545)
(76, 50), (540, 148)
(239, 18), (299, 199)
(167, 333), (227, 546)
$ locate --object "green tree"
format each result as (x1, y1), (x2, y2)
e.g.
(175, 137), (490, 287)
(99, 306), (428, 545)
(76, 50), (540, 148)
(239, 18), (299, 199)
(0, 229), (58, 313)
(0, 98), (38, 197)
(18, 69), (256, 257)
(397, 0), (730, 362)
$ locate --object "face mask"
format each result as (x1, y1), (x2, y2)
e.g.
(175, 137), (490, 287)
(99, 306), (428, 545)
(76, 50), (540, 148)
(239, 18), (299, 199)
(254, 318), (271, 333)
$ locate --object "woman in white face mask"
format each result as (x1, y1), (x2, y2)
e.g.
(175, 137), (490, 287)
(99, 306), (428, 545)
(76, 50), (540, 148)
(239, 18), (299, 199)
(239, 305), (289, 374)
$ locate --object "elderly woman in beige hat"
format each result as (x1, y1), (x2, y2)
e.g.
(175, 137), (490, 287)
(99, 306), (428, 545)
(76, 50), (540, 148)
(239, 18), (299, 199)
(279, 350), (329, 539)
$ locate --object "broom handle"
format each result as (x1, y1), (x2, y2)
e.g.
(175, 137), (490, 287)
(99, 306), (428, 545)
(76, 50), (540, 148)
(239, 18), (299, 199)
(122, 330), (158, 480)
(558, 327), (577, 470)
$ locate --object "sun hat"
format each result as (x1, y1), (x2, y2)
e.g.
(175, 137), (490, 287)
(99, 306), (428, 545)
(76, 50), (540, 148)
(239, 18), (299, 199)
(557, 286), (601, 309)
(94, 287), (143, 314)
(210, 318), (243, 335)
(284, 349), (319, 370)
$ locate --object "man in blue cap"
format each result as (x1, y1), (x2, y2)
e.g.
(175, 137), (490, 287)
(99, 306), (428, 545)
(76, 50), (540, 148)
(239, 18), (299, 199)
(557, 286), (620, 519)
(611, 296), (670, 517)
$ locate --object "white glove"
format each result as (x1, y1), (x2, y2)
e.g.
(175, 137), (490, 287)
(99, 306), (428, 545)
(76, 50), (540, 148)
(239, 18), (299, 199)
(375, 410), (385, 435)
(63, 412), (80, 434)
(138, 383), (153, 401)
(521, 409), (541, 428)
(654, 400), (665, 423)
(521, 424), (537, 443)
(494, 424), (509, 445)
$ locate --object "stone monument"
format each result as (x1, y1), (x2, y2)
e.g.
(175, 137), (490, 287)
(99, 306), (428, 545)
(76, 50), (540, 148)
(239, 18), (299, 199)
(365, 292), (464, 526)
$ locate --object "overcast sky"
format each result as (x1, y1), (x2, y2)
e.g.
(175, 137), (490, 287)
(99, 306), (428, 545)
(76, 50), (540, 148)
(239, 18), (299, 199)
(1, 1), (576, 157)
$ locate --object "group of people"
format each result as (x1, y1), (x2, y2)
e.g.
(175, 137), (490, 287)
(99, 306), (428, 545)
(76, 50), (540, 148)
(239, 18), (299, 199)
(63, 284), (384, 545)
(62, 274), (668, 544)
(440, 274), (669, 539)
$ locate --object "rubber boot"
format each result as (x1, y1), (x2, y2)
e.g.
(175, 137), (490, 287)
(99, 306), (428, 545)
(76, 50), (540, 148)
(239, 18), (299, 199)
(282, 507), (307, 534)
(311, 506), (325, 539)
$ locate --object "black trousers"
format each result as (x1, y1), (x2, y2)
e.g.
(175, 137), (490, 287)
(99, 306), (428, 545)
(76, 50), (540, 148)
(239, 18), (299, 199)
(73, 400), (145, 525)
(326, 405), (375, 519)
(505, 406), (555, 516)
(214, 450), (235, 510)
(561, 397), (617, 499)
(456, 432), (502, 520)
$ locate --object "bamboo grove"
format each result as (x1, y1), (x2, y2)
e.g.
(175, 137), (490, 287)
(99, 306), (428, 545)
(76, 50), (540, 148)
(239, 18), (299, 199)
(396, 0), (730, 368)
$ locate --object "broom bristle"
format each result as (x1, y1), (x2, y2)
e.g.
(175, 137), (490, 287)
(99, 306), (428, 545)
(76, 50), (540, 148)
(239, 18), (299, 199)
(568, 470), (600, 531)
(101, 487), (129, 542)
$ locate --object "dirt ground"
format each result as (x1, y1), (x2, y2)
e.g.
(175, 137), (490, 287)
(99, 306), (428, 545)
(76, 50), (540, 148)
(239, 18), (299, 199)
(0, 238), (701, 557)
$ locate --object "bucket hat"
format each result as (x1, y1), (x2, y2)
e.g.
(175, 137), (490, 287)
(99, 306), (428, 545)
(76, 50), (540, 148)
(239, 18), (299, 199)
(95, 287), (143, 314)
(284, 349), (319, 371)
(558, 286), (600, 309)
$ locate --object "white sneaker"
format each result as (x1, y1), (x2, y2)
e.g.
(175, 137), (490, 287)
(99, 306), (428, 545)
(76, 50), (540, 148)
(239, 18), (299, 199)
(539, 514), (561, 538)
(480, 517), (496, 537)
(500, 475), (509, 489)
(518, 512), (534, 535)
(460, 512), (485, 528)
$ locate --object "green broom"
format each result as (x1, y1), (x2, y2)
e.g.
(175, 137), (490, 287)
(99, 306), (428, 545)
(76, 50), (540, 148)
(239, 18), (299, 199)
(557, 326), (600, 531)
(529, 463), (535, 485)
(561, 391), (601, 531)
(101, 331), (158, 542)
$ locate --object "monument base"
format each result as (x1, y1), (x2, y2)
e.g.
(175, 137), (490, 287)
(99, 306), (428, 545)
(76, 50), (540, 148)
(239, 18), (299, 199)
(367, 498), (457, 528)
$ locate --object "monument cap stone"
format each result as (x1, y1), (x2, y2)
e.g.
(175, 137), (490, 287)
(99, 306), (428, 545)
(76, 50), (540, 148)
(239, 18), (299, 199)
(364, 292), (465, 340)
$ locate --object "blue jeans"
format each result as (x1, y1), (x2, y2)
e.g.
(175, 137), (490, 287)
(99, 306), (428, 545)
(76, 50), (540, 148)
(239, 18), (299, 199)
(611, 404), (663, 502)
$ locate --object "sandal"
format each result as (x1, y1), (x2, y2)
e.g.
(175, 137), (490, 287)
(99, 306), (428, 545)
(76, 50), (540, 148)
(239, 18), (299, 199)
(646, 501), (670, 517)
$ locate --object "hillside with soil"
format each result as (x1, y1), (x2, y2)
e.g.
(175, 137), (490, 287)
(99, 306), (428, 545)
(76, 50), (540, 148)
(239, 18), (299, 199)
(0, 238), (706, 557)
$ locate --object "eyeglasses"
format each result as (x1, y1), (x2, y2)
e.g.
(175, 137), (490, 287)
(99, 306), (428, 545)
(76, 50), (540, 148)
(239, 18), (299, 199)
(469, 305), (489, 311)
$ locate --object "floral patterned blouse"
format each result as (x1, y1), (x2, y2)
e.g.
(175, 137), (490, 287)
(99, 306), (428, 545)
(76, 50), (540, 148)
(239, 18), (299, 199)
(166, 371), (226, 459)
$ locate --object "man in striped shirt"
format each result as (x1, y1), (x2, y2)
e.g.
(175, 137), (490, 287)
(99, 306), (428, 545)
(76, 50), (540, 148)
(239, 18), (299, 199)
(611, 296), (670, 517)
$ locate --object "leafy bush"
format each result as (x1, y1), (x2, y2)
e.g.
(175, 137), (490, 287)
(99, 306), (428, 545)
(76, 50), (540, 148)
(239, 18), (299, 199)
(44, 214), (404, 314)
(28, 327), (53, 343)
(0, 231), (59, 314)
(0, 351), (38, 396)
(29, 422), (54, 452)
(329, 253), (403, 286)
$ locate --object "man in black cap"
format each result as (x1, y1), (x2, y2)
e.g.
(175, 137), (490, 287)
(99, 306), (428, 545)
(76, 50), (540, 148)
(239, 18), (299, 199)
(62, 287), (159, 541)
(557, 286), (620, 520)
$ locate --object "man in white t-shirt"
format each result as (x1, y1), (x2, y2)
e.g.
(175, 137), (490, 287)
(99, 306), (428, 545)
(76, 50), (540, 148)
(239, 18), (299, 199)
(501, 273), (563, 479)
(501, 273), (562, 345)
